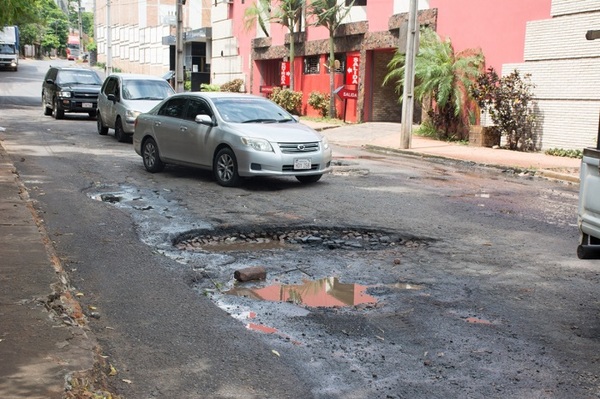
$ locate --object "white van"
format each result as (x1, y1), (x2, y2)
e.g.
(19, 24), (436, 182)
(97, 73), (175, 142)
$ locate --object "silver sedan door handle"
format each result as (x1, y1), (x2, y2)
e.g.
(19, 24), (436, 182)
(179, 126), (188, 131)
(154, 121), (161, 126)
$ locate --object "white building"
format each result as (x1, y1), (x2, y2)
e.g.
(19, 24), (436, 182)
(504, 0), (600, 150)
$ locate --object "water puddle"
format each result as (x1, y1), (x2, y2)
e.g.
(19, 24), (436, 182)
(225, 277), (378, 308)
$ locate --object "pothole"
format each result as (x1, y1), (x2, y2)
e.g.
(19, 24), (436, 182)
(224, 277), (378, 308)
(95, 193), (122, 203)
(174, 226), (421, 252)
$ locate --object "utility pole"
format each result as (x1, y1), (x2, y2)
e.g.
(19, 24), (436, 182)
(77, 0), (83, 57)
(400, 0), (418, 149)
(106, 0), (112, 75)
(175, 0), (185, 93)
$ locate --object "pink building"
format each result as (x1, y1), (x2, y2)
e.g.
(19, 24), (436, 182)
(226, 0), (551, 123)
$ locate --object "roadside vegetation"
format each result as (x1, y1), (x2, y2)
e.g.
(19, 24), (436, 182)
(5, 0), (95, 59)
(384, 27), (485, 142)
(544, 148), (583, 159)
(470, 67), (537, 151)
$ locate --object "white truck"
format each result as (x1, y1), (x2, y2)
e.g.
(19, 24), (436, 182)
(577, 29), (600, 259)
(578, 148), (600, 258)
(0, 26), (19, 71)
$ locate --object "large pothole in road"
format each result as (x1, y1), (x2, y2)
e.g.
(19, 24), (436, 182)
(174, 226), (425, 252)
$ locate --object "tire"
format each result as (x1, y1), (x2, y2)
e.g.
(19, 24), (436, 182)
(88, 110), (97, 119)
(53, 98), (64, 120)
(43, 96), (52, 116)
(296, 174), (322, 184)
(97, 113), (108, 135)
(142, 138), (165, 173)
(577, 245), (591, 260)
(115, 117), (128, 142)
(214, 147), (240, 187)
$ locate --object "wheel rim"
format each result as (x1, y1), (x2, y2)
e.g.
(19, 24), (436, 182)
(217, 153), (234, 182)
(143, 142), (157, 169)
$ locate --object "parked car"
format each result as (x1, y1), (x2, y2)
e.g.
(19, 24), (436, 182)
(133, 92), (333, 187)
(97, 73), (175, 142)
(42, 66), (102, 119)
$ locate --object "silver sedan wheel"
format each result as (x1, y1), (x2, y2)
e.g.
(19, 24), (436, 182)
(214, 148), (240, 187)
(142, 138), (165, 173)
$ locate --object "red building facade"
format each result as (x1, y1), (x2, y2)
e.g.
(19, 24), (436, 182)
(230, 0), (551, 123)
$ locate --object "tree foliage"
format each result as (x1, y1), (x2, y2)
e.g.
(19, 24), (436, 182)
(243, 0), (305, 91)
(244, 0), (272, 38)
(0, 0), (44, 26)
(307, 0), (353, 119)
(384, 27), (484, 140)
(470, 67), (537, 151)
(271, 0), (305, 91)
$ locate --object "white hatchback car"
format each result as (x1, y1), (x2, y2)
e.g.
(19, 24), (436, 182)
(133, 92), (333, 187)
(97, 73), (175, 142)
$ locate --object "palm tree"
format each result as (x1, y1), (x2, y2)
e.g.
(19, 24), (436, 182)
(271, 0), (305, 90)
(308, 0), (353, 118)
(244, 0), (271, 38)
(384, 27), (484, 139)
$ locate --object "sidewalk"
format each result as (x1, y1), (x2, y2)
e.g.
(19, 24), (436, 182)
(0, 144), (94, 399)
(303, 121), (581, 183)
(0, 120), (581, 398)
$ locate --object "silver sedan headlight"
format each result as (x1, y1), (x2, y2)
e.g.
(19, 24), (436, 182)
(241, 137), (274, 152)
(58, 91), (72, 98)
(322, 136), (330, 150)
(126, 109), (142, 123)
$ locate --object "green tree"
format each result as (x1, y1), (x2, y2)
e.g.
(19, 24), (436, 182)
(470, 67), (537, 151)
(17, 0), (67, 56)
(0, 0), (43, 26)
(244, 0), (272, 38)
(384, 27), (484, 140)
(308, 0), (353, 119)
(271, 0), (305, 91)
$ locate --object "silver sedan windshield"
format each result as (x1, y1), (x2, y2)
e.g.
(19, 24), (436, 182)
(212, 98), (294, 123)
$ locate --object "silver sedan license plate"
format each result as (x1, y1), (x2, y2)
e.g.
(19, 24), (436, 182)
(294, 158), (311, 170)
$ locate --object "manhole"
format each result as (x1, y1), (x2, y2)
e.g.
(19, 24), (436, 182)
(174, 226), (413, 252)
(224, 277), (377, 308)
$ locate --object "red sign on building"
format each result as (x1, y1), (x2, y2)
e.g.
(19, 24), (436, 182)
(280, 61), (290, 87)
(346, 55), (360, 85)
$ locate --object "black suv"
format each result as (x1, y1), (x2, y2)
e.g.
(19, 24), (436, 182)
(42, 66), (103, 119)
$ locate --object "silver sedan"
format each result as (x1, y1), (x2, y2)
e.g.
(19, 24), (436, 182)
(133, 92), (333, 187)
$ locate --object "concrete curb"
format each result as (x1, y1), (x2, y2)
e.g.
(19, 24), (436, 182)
(363, 144), (580, 184)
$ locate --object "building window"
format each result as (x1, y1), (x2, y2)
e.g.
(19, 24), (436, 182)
(346, 0), (366, 5)
(326, 54), (345, 74)
(304, 56), (320, 74)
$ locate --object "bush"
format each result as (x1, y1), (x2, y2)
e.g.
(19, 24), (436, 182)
(544, 148), (583, 159)
(269, 87), (302, 115)
(200, 83), (221, 92)
(221, 79), (245, 92)
(308, 91), (330, 118)
(471, 67), (537, 151)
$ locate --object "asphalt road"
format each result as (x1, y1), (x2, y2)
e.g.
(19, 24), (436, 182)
(1, 59), (598, 399)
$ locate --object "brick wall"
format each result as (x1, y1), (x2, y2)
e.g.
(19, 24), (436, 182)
(371, 51), (402, 122)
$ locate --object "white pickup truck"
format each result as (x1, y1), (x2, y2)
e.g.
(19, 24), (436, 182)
(578, 148), (600, 258)
(577, 29), (600, 259)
